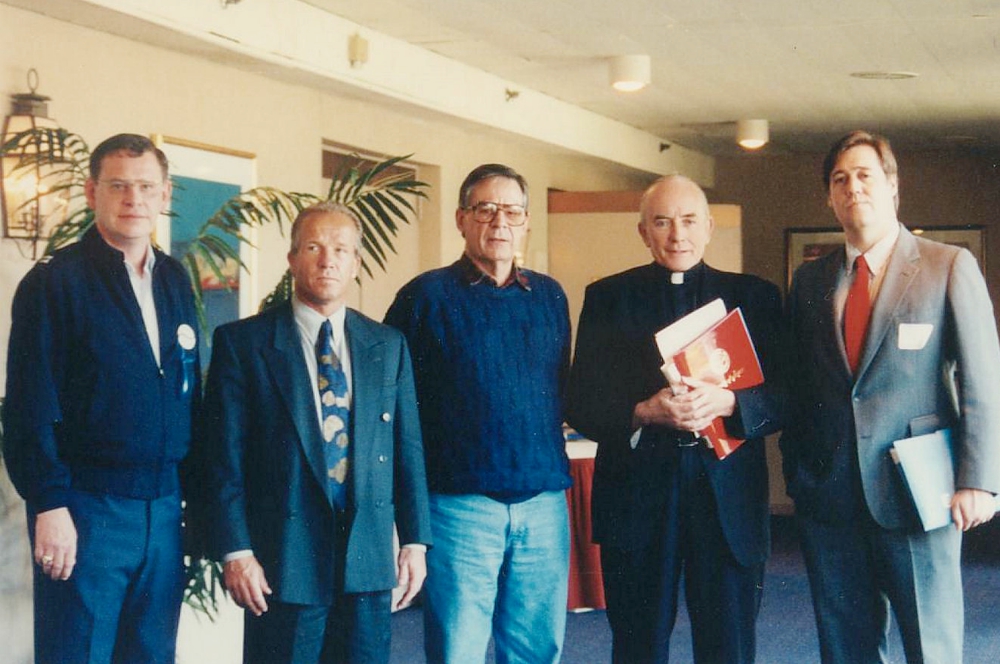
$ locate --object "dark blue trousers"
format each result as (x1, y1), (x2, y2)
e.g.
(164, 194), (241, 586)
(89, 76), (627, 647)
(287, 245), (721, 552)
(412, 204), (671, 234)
(601, 447), (764, 664)
(243, 591), (392, 664)
(30, 491), (184, 664)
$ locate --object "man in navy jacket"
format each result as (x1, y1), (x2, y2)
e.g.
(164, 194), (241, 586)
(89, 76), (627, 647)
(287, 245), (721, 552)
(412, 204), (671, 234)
(4, 133), (200, 663)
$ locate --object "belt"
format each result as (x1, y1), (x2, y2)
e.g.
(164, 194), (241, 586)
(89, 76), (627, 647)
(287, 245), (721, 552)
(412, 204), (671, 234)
(675, 432), (702, 448)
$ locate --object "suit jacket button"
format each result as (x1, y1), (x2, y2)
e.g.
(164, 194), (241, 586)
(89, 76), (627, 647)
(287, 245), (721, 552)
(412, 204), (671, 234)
(381, 412), (391, 422)
(378, 454), (388, 463)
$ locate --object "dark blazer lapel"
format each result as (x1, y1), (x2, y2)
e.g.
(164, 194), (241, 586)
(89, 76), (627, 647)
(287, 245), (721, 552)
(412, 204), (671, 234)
(263, 305), (330, 495)
(816, 249), (851, 376)
(345, 310), (385, 479)
(857, 226), (920, 379)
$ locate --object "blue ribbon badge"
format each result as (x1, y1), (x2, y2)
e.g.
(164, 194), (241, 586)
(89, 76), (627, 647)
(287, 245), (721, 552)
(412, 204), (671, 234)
(177, 323), (197, 396)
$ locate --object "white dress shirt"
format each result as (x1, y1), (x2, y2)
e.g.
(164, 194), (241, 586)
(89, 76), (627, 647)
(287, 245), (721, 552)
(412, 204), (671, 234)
(125, 247), (160, 367)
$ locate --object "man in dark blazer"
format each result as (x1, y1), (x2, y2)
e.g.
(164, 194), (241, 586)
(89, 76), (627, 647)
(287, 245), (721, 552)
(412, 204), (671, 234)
(566, 175), (783, 664)
(782, 131), (1000, 663)
(201, 203), (432, 663)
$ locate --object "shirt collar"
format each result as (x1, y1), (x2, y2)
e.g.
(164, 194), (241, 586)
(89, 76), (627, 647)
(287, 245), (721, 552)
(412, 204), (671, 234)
(457, 253), (531, 290)
(82, 225), (158, 271)
(123, 246), (156, 278)
(652, 259), (706, 285)
(845, 221), (900, 276)
(292, 296), (347, 347)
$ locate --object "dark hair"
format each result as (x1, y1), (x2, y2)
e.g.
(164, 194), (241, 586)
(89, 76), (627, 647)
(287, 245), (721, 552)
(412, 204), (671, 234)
(89, 134), (169, 182)
(822, 130), (899, 208)
(289, 202), (363, 254)
(457, 163), (528, 208)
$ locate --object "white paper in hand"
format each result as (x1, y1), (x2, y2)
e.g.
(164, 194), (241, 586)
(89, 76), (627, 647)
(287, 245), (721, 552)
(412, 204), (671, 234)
(654, 298), (727, 362)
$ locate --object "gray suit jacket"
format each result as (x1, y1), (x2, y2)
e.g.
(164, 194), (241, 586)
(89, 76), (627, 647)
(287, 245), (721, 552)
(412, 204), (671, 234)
(201, 303), (432, 604)
(781, 224), (1000, 528)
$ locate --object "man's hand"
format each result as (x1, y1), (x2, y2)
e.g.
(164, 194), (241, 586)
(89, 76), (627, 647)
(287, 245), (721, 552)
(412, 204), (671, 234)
(951, 488), (996, 531)
(224, 556), (272, 616)
(633, 380), (736, 433)
(34, 507), (77, 581)
(394, 546), (427, 610)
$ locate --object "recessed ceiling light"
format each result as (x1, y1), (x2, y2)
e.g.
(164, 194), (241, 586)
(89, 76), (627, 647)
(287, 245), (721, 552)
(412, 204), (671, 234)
(736, 119), (769, 150)
(850, 71), (920, 80)
(609, 55), (651, 92)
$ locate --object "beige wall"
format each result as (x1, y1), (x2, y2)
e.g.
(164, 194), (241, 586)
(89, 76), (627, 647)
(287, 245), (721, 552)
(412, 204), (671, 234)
(713, 150), (1000, 311)
(549, 202), (742, 338)
(0, 3), (653, 389)
(0, 6), (656, 662)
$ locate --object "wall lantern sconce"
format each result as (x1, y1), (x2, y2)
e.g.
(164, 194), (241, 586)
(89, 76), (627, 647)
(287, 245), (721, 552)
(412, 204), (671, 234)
(609, 55), (651, 92)
(1, 69), (69, 257)
(736, 118), (769, 150)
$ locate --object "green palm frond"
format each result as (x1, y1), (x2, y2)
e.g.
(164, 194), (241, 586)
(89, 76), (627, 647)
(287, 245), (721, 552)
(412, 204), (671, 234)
(257, 152), (428, 303)
(1, 128), (91, 255)
(332, 154), (427, 278)
(258, 269), (295, 313)
(182, 555), (225, 622)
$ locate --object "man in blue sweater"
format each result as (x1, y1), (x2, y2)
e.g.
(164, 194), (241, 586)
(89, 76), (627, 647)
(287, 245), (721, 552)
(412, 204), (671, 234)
(4, 133), (200, 663)
(385, 164), (572, 664)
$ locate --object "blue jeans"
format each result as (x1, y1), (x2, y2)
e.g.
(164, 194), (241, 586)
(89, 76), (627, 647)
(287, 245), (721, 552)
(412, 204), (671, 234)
(423, 491), (570, 664)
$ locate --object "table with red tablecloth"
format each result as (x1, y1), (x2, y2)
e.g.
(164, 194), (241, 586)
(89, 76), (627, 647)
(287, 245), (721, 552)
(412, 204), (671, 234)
(565, 440), (606, 610)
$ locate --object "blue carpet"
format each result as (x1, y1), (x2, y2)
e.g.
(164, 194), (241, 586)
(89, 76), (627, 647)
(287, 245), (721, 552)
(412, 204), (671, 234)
(391, 517), (1000, 663)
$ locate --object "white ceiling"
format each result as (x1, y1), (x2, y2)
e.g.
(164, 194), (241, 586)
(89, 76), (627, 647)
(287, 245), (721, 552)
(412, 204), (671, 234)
(303, 0), (1000, 156)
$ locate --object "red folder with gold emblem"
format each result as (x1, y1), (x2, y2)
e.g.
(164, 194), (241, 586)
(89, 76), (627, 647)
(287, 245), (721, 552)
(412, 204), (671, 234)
(657, 303), (764, 459)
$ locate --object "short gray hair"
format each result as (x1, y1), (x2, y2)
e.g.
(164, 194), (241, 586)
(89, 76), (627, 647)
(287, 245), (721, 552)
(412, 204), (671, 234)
(289, 202), (363, 254)
(458, 163), (528, 209)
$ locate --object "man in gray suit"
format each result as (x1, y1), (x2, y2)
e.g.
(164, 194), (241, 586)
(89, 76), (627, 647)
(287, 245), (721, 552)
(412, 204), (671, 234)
(782, 130), (1000, 663)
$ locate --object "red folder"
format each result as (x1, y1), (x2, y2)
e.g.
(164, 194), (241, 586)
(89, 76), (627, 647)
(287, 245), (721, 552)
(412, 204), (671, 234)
(666, 307), (764, 459)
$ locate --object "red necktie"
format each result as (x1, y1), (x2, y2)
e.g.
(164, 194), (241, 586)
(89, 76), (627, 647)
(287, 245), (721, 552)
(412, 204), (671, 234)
(844, 255), (872, 373)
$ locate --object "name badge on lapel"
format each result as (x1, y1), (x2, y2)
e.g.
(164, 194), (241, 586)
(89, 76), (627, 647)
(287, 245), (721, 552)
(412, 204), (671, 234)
(898, 323), (933, 350)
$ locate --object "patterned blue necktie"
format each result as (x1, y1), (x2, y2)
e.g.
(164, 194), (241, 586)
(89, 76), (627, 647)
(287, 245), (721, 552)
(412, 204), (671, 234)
(316, 320), (350, 508)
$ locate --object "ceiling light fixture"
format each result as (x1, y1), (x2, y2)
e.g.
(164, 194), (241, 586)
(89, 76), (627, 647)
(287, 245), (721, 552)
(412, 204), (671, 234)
(736, 119), (769, 150)
(609, 55), (651, 92)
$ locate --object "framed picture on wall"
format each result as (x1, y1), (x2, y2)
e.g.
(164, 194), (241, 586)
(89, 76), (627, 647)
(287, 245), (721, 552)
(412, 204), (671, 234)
(785, 226), (986, 288)
(152, 135), (257, 364)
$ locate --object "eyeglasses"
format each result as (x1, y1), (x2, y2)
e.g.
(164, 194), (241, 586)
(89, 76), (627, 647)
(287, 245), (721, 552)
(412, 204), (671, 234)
(463, 201), (528, 226)
(98, 179), (164, 197)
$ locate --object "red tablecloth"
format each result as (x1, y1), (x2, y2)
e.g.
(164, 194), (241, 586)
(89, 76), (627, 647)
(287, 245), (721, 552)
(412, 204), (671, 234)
(565, 442), (606, 610)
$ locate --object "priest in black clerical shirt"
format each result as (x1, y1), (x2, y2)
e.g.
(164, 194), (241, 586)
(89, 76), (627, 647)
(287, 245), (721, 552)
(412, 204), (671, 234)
(566, 174), (784, 664)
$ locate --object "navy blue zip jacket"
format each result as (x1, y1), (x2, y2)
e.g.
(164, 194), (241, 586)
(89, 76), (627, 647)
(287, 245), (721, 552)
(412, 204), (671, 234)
(3, 226), (200, 513)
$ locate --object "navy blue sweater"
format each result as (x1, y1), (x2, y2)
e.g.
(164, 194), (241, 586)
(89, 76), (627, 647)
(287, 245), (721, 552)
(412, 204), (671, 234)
(384, 258), (571, 496)
(3, 227), (200, 511)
